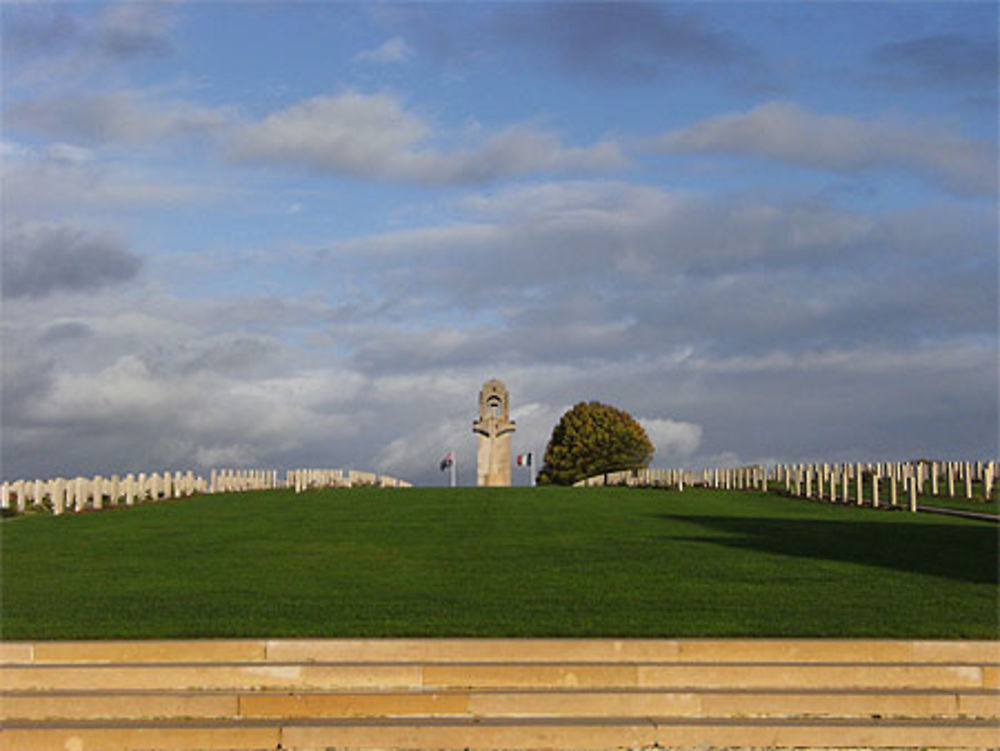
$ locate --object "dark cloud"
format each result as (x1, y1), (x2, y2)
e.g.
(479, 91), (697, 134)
(492, 3), (758, 81)
(1, 223), (142, 298)
(40, 321), (94, 343)
(0, 8), (80, 59)
(871, 34), (997, 87)
(1, 4), (172, 63)
(95, 5), (173, 59)
(320, 184), (996, 379)
(385, 3), (761, 85)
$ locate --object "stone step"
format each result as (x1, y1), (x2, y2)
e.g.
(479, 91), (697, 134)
(3, 661), (995, 692)
(2, 716), (998, 751)
(5, 639), (998, 664)
(2, 687), (997, 720)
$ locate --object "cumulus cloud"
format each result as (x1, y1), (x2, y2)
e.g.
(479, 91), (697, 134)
(2, 274), (994, 485)
(870, 34), (997, 87)
(7, 90), (230, 145)
(92, 4), (173, 59)
(3, 4), (172, 61)
(229, 91), (626, 184)
(330, 180), (882, 297)
(355, 36), (412, 64)
(375, 415), (473, 484)
(1, 140), (227, 217)
(492, 3), (759, 82)
(640, 418), (702, 462)
(1, 222), (142, 298)
(0, 289), (375, 480)
(2, 4), (175, 85)
(655, 101), (997, 195)
(318, 180), (994, 385)
(392, 3), (762, 85)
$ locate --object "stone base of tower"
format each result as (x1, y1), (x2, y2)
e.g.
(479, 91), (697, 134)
(477, 434), (512, 487)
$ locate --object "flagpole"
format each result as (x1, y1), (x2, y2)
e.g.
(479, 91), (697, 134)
(451, 450), (457, 488)
(530, 450), (536, 487)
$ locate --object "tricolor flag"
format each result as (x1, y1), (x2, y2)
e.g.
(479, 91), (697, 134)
(440, 452), (454, 471)
(516, 452), (533, 467)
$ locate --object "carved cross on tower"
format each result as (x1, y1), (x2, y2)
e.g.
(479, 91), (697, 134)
(473, 379), (516, 486)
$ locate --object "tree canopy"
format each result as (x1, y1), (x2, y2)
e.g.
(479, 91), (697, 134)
(537, 401), (654, 486)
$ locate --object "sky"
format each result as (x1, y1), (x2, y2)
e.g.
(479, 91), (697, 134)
(1, 1), (997, 487)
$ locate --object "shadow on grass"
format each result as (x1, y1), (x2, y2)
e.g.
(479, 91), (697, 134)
(652, 513), (998, 585)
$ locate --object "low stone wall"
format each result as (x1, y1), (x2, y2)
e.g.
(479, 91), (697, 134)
(0, 467), (411, 516)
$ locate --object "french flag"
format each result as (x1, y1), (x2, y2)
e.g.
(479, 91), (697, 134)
(516, 452), (533, 467)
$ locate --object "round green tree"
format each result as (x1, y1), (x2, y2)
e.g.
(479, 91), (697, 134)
(537, 401), (655, 486)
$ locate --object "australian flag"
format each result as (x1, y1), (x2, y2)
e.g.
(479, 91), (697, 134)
(440, 451), (454, 471)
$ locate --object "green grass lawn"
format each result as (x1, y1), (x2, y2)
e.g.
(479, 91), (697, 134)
(917, 486), (999, 516)
(1, 486), (996, 640)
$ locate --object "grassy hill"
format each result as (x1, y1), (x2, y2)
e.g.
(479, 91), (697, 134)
(1, 486), (996, 640)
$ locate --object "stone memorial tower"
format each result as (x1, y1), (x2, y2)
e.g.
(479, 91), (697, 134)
(473, 378), (516, 487)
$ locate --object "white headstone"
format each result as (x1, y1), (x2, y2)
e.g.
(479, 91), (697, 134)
(74, 477), (87, 512)
(53, 478), (66, 515)
(92, 475), (104, 510)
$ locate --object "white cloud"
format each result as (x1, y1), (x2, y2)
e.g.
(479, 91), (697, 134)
(656, 101), (996, 195)
(640, 417), (703, 462)
(1, 139), (232, 217)
(355, 36), (413, 64)
(194, 444), (259, 468)
(230, 91), (626, 184)
(7, 89), (231, 145)
(375, 415), (471, 482)
(330, 179), (880, 292)
(45, 142), (94, 163)
(3, 4), (175, 85)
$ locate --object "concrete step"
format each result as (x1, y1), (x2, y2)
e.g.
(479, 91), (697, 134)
(3, 661), (995, 691)
(2, 640), (996, 750)
(2, 716), (998, 751)
(5, 638), (999, 664)
(2, 688), (997, 720)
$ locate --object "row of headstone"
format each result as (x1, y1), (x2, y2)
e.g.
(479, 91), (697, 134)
(1, 466), (413, 515)
(775, 460), (996, 511)
(0, 471), (205, 515)
(705, 466), (768, 491)
(570, 460), (997, 513)
(573, 468), (694, 489)
(286, 468), (411, 493)
(209, 468), (280, 494)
